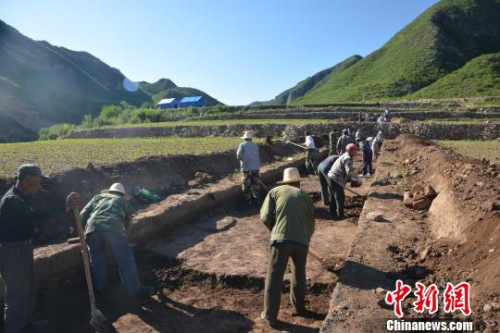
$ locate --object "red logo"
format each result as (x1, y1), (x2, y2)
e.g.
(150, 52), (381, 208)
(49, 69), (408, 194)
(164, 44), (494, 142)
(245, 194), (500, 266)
(413, 282), (439, 314)
(385, 280), (412, 318)
(443, 282), (471, 316)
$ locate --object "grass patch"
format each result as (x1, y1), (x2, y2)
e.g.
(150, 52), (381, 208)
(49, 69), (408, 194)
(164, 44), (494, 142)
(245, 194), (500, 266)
(87, 118), (332, 130)
(436, 140), (500, 163)
(0, 137), (265, 178)
(418, 118), (500, 124)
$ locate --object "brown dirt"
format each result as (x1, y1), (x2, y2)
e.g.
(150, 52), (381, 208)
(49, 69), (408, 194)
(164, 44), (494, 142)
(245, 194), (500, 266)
(384, 135), (500, 327)
(19, 157), (370, 333)
(0, 142), (299, 246)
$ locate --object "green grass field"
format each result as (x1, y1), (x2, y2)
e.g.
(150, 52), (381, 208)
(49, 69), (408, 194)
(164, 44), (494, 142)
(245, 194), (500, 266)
(93, 118), (331, 129)
(436, 140), (500, 163)
(0, 137), (265, 178)
(419, 118), (500, 124)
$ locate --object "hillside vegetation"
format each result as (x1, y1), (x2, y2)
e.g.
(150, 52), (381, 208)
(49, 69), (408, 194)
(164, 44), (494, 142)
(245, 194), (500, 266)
(269, 55), (362, 105)
(0, 20), (220, 142)
(411, 52), (500, 98)
(293, 0), (500, 104)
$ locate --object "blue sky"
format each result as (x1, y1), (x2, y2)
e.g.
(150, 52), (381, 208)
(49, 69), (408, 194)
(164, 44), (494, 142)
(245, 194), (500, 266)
(1, 0), (439, 105)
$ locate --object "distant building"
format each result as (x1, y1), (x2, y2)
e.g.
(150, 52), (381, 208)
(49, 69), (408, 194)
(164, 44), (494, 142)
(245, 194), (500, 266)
(178, 96), (204, 108)
(156, 98), (178, 109)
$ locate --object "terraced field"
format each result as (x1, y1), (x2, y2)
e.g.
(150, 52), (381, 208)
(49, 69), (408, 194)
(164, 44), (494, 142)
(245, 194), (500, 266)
(436, 139), (500, 163)
(0, 137), (264, 177)
(98, 118), (331, 129)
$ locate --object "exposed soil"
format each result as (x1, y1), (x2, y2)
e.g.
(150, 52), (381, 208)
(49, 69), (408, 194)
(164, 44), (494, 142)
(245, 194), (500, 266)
(0, 142), (300, 246)
(390, 135), (500, 327)
(17, 156), (370, 333)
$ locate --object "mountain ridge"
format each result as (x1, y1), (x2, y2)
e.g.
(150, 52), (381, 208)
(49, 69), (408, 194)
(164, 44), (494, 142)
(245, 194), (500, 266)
(0, 19), (220, 142)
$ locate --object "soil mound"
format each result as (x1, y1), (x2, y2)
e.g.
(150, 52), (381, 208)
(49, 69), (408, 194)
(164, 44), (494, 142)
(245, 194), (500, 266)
(394, 134), (500, 323)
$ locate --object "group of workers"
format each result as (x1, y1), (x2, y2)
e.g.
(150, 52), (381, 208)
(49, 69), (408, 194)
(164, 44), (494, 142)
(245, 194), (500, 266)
(0, 165), (149, 333)
(0, 127), (382, 331)
(358, 108), (391, 123)
(235, 128), (383, 327)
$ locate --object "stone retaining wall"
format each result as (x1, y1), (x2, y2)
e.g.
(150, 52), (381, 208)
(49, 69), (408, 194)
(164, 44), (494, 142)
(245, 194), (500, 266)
(68, 122), (500, 140)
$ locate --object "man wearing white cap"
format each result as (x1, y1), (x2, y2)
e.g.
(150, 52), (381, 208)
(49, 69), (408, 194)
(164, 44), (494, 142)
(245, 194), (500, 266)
(79, 183), (148, 298)
(260, 167), (315, 327)
(236, 131), (261, 205)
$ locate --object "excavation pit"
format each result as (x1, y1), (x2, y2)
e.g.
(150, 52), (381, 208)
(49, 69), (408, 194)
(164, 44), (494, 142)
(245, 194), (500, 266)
(16, 154), (372, 332)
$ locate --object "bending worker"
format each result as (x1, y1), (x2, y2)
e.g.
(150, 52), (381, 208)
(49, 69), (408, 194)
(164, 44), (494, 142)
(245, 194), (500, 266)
(0, 164), (79, 333)
(79, 183), (149, 298)
(327, 144), (362, 220)
(317, 155), (340, 216)
(260, 167), (315, 328)
(236, 131), (261, 205)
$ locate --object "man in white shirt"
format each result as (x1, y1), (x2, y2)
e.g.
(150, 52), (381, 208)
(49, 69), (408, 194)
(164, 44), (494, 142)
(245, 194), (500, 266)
(302, 131), (317, 175)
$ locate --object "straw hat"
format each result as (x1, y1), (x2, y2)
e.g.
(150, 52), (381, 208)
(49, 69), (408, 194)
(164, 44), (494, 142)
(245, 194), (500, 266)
(277, 167), (306, 185)
(241, 131), (254, 139)
(103, 183), (131, 200)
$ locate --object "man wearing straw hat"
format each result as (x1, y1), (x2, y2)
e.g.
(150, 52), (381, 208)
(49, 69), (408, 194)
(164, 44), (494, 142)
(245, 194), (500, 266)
(260, 167), (315, 327)
(237, 131), (261, 205)
(79, 183), (148, 298)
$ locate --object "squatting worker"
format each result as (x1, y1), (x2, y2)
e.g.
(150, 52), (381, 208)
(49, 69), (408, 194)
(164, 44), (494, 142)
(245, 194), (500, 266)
(317, 155), (340, 213)
(80, 183), (149, 298)
(0, 164), (79, 333)
(302, 131), (317, 174)
(327, 144), (362, 220)
(260, 167), (315, 328)
(236, 131), (261, 205)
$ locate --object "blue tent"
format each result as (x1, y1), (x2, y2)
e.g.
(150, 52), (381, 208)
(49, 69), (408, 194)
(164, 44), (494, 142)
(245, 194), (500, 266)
(156, 98), (178, 109)
(178, 96), (204, 108)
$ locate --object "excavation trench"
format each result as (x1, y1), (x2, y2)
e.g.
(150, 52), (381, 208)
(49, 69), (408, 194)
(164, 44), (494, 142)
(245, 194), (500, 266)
(10, 153), (371, 333)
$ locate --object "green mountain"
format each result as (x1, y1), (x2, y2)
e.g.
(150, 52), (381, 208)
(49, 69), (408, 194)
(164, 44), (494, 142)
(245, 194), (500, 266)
(269, 55), (362, 105)
(293, 0), (500, 104)
(0, 20), (221, 142)
(411, 52), (500, 98)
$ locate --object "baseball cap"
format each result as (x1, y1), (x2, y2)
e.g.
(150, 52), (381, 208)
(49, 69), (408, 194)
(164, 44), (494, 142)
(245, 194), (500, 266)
(17, 164), (49, 179)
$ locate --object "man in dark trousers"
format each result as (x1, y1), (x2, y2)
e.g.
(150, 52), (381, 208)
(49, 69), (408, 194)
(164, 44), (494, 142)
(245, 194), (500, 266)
(0, 165), (79, 333)
(327, 144), (362, 220)
(317, 155), (340, 217)
(236, 130), (261, 205)
(359, 139), (373, 177)
(260, 167), (315, 328)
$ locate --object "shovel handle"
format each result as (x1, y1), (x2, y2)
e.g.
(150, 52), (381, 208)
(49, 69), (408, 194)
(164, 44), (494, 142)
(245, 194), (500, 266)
(73, 208), (98, 312)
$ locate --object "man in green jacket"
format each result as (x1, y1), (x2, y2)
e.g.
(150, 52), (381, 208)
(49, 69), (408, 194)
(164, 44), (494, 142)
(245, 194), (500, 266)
(260, 167), (315, 327)
(80, 183), (148, 298)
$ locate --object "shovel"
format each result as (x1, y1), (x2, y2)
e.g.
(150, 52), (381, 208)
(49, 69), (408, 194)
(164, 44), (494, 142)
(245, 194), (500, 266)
(329, 177), (363, 197)
(73, 208), (115, 333)
(284, 140), (307, 150)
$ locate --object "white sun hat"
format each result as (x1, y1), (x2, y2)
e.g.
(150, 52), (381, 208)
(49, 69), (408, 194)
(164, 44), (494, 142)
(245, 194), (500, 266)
(104, 183), (131, 200)
(277, 167), (306, 185)
(241, 131), (254, 139)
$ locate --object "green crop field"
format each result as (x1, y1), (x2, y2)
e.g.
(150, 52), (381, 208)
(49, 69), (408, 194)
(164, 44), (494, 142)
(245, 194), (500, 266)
(0, 137), (265, 178)
(96, 118), (331, 129)
(419, 118), (500, 124)
(436, 140), (500, 163)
